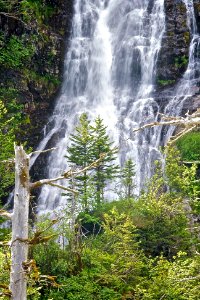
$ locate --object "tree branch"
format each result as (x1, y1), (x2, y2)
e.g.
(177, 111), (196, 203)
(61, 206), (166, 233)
(0, 12), (30, 29)
(30, 154), (105, 190)
(0, 158), (15, 164)
(183, 161), (200, 164)
(168, 125), (196, 144)
(133, 117), (200, 133)
(0, 210), (12, 219)
(48, 182), (78, 194)
(29, 147), (57, 157)
(175, 275), (200, 282)
(133, 109), (200, 144)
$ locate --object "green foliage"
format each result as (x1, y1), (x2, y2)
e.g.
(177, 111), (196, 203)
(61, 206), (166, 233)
(0, 88), (24, 201)
(120, 159), (135, 199)
(0, 0), (18, 12)
(30, 217), (68, 277)
(176, 131), (200, 161)
(164, 146), (199, 204)
(44, 207), (144, 299)
(32, 167), (199, 299)
(45, 275), (122, 300)
(90, 116), (119, 206)
(20, 0), (54, 24)
(66, 114), (118, 209)
(66, 113), (93, 209)
(0, 248), (10, 298)
(157, 79), (176, 86)
(136, 252), (200, 300)
(175, 55), (188, 68)
(0, 34), (36, 69)
(0, 101), (15, 200)
(132, 184), (192, 257)
(0, 0), (55, 24)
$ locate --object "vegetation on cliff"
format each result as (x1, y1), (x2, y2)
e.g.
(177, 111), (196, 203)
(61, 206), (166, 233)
(0, 0), (73, 147)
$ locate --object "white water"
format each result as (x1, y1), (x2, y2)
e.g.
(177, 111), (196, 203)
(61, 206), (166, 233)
(32, 0), (199, 214)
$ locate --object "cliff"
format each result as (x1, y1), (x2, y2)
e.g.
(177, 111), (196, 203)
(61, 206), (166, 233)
(156, 0), (190, 85)
(0, 0), (73, 147)
(155, 0), (200, 114)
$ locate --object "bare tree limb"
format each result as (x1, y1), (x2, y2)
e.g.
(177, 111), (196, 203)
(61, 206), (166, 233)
(183, 161), (200, 164)
(0, 158), (15, 164)
(0, 210), (12, 219)
(30, 154), (105, 190)
(0, 12), (30, 29)
(133, 109), (200, 144)
(29, 147), (57, 157)
(175, 275), (200, 282)
(0, 242), (10, 247)
(133, 117), (200, 133)
(168, 125), (196, 144)
(48, 182), (78, 194)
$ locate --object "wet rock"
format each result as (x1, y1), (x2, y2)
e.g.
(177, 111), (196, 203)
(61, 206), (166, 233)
(0, 0), (74, 148)
(156, 0), (190, 88)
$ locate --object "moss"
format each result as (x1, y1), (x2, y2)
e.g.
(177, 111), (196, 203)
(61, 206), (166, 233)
(157, 79), (176, 86)
(174, 55), (188, 68)
(168, 31), (174, 37)
(184, 31), (190, 44)
(177, 3), (187, 14)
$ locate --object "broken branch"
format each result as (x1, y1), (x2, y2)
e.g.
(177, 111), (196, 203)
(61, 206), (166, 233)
(29, 147), (57, 157)
(0, 210), (12, 219)
(133, 109), (200, 144)
(30, 154), (105, 190)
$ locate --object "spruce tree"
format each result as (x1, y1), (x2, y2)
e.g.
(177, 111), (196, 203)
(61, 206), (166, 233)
(66, 113), (93, 210)
(66, 114), (118, 209)
(121, 159), (135, 199)
(90, 116), (119, 207)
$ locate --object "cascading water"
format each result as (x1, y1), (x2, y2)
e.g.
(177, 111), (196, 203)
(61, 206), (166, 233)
(32, 0), (199, 214)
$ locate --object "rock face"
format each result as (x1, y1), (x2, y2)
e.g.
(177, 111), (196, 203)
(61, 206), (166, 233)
(156, 0), (191, 88)
(194, 1), (200, 32)
(0, 0), (73, 147)
(154, 0), (200, 116)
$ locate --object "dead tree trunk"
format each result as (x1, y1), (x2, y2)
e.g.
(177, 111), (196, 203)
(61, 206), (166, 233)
(10, 145), (30, 300)
(5, 146), (103, 300)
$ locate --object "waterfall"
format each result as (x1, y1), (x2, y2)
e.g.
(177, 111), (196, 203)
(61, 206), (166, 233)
(32, 0), (199, 214)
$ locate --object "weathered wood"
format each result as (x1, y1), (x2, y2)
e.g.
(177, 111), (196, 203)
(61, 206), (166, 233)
(132, 109), (200, 145)
(10, 145), (30, 300)
(8, 146), (104, 299)
(0, 209), (12, 219)
(30, 154), (105, 190)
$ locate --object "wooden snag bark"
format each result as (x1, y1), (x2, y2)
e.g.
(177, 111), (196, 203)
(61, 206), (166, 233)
(10, 145), (30, 300)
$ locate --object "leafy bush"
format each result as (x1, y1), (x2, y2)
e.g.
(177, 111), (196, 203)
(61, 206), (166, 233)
(176, 131), (200, 161)
(136, 252), (200, 300)
(45, 274), (122, 300)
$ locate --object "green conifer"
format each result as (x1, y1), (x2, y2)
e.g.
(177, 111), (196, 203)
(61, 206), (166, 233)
(66, 113), (93, 210)
(90, 116), (119, 206)
(121, 159), (136, 199)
